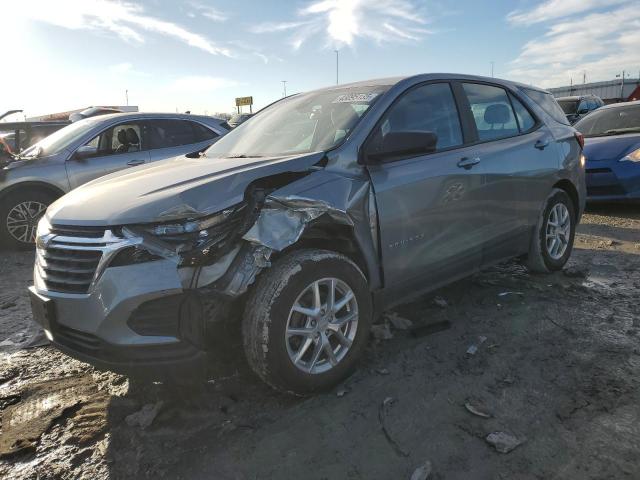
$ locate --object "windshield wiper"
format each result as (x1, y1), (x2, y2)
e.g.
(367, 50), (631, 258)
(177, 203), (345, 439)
(603, 128), (640, 136)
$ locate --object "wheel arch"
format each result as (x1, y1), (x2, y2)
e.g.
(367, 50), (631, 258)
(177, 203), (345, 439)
(0, 181), (65, 203)
(275, 220), (380, 289)
(552, 179), (579, 216)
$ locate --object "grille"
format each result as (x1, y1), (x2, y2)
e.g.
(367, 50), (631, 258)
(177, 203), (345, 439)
(36, 226), (121, 294)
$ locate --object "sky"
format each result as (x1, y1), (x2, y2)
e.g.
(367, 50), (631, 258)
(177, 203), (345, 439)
(2, 0), (639, 119)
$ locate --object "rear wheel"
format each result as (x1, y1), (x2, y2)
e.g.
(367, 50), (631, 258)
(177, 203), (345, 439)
(242, 249), (372, 395)
(0, 189), (55, 249)
(526, 188), (576, 273)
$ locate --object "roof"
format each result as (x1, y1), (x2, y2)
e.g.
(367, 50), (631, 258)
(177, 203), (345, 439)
(555, 95), (597, 101)
(595, 99), (640, 110)
(301, 73), (547, 95)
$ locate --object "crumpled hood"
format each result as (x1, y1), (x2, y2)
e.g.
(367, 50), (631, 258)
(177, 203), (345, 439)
(47, 152), (325, 226)
(583, 134), (640, 163)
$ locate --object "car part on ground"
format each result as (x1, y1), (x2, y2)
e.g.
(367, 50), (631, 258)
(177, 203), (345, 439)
(0, 112), (230, 247)
(29, 73), (586, 394)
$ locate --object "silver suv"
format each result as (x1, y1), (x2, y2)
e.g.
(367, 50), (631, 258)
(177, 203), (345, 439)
(0, 113), (228, 247)
(29, 74), (586, 394)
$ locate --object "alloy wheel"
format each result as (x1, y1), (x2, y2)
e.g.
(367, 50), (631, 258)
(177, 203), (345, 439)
(545, 203), (571, 260)
(6, 201), (47, 244)
(285, 277), (359, 374)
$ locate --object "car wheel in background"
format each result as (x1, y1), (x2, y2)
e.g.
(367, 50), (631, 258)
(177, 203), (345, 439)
(242, 249), (372, 395)
(0, 189), (54, 249)
(526, 188), (576, 273)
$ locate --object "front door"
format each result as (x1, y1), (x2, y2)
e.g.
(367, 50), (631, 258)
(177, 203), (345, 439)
(66, 121), (150, 189)
(365, 82), (486, 290)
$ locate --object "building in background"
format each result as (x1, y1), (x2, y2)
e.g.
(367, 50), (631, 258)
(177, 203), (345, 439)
(549, 78), (640, 104)
(27, 105), (139, 121)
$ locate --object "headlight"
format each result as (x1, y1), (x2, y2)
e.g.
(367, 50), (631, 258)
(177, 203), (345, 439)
(620, 148), (640, 162)
(35, 216), (52, 248)
(148, 206), (241, 237)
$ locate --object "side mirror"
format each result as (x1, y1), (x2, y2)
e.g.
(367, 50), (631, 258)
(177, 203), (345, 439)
(74, 145), (98, 160)
(367, 131), (438, 163)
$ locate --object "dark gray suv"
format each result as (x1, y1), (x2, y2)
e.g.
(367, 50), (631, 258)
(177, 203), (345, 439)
(29, 74), (586, 394)
(0, 113), (228, 247)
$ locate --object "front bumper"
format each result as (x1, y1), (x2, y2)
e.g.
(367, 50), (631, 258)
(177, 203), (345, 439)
(586, 159), (640, 202)
(30, 259), (208, 378)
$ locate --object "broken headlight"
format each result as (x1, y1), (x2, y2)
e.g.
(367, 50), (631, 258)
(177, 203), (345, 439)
(146, 204), (248, 260)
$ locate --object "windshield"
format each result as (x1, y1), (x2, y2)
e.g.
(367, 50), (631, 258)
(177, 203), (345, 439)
(206, 86), (388, 158)
(558, 100), (578, 114)
(20, 118), (97, 157)
(575, 104), (640, 137)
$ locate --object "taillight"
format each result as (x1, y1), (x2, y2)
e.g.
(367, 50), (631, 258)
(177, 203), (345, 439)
(574, 132), (584, 150)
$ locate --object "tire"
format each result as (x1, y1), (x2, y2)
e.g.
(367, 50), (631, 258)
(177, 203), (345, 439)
(242, 249), (372, 395)
(526, 188), (576, 273)
(0, 189), (55, 249)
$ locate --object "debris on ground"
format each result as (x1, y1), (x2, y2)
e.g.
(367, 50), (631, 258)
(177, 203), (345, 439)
(125, 402), (164, 429)
(371, 323), (393, 341)
(378, 397), (409, 457)
(433, 296), (448, 308)
(386, 312), (413, 330)
(464, 402), (492, 419)
(410, 460), (432, 480)
(563, 266), (589, 278)
(336, 387), (349, 397)
(466, 336), (487, 355)
(497, 291), (523, 297)
(375, 368), (390, 375)
(485, 431), (525, 453)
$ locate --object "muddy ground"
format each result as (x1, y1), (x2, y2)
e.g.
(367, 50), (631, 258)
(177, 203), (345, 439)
(1, 206), (639, 479)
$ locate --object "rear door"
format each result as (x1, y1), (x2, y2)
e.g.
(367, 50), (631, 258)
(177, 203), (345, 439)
(66, 121), (150, 189)
(458, 82), (557, 262)
(145, 119), (220, 162)
(365, 82), (485, 290)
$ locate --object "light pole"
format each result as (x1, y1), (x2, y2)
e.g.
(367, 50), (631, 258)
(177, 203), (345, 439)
(282, 80), (287, 97)
(490, 61), (494, 77)
(125, 89), (129, 106)
(335, 49), (339, 85)
(616, 71), (627, 101)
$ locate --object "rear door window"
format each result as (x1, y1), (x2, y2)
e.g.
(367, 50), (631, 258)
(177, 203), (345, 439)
(462, 83), (519, 141)
(190, 121), (219, 142)
(146, 119), (208, 149)
(509, 93), (536, 132)
(522, 88), (570, 125)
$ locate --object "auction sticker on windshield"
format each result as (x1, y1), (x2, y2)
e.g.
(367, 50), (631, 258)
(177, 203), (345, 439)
(332, 93), (379, 103)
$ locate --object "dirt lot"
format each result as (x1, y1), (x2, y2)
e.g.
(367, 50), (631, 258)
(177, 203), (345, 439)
(1, 206), (639, 480)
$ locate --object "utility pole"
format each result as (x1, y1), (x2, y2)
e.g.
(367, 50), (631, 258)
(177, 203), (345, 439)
(282, 80), (287, 97)
(617, 71), (626, 101)
(335, 49), (339, 85)
(125, 89), (129, 106)
(490, 61), (494, 77)
(583, 70), (586, 84)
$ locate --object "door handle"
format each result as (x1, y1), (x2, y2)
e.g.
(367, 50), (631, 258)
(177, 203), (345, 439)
(457, 157), (481, 169)
(127, 159), (146, 166)
(534, 139), (550, 150)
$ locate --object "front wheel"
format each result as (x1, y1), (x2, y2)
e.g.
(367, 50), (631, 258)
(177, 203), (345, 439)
(0, 189), (55, 249)
(242, 249), (372, 395)
(526, 188), (576, 273)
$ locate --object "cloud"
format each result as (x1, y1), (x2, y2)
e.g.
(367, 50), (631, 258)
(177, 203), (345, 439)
(189, 1), (228, 22)
(507, 0), (626, 25)
(5, 0), (231, 56)
(251, 0), (430, 49)
(507, 1), (640, 87)
(169, 76), (239, 92)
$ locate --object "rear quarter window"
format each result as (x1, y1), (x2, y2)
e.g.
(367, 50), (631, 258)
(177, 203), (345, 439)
(522, 88), (570, 125)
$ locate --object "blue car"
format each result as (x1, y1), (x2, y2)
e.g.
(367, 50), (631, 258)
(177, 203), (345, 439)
(576, 101), (640, 202)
